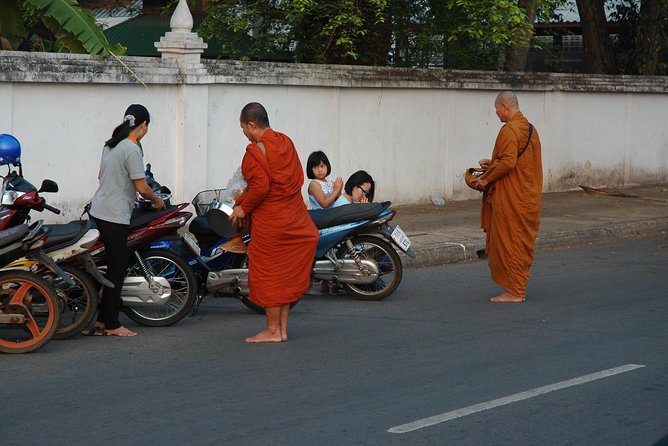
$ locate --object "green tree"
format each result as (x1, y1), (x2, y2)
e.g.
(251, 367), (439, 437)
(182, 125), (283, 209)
(199, 0), (388, 64)
(0, 0), (125, 56)
(576, 0), (617, 73)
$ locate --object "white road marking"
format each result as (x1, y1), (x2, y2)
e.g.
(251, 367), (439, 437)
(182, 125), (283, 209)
(388, 363), (645, 434)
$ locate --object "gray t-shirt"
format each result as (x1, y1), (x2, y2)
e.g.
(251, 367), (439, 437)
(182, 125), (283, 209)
(89, 138), (145, 225)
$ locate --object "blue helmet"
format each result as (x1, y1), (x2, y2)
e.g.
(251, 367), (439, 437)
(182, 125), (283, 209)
(0, 134), (21, 166)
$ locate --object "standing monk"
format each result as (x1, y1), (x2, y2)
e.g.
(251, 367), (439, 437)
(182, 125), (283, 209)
(230, 103), (319, 342)
(473, 91), (543, 303)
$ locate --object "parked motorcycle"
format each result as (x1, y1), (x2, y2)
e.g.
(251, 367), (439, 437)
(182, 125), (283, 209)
(0, 165), (197, 329)
(0, 169), (106, 338)
(170, 189), (415, 315)
(0, 220), (75, 353)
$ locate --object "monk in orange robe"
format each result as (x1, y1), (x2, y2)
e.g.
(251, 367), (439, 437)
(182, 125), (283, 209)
(230, 102), (319, 342)
(473, 91), (543, 303)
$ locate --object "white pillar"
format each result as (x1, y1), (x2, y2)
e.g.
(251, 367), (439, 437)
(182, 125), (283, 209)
(154, 0), (208, 69)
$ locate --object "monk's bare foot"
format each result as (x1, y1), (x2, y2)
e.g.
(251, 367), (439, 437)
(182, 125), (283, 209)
(490, 292), (525, 303)
(104, 326), (137, 337)
(245, 329), (282, 343)
(281, 333), (288, 342)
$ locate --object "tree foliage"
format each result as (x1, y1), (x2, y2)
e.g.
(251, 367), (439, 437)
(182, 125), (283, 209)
(0, 0), (125, 56)
(199, 0), (558, 68)
(609, 0), (668, 75)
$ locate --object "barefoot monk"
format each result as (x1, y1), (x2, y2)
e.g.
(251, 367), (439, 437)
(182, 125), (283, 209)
(472, 91), (543, 303)
(230, 102), (319, 342)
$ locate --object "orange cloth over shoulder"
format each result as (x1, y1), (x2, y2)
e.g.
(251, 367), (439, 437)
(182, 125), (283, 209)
(235, 129), (319, 307)
(480, 112), (543, 298)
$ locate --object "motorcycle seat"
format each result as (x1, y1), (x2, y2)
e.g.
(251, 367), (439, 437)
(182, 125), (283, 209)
(43, 220), (92, 251)
(0, 224), (29, 248)
(129, 205), (178, 230)
(308, 202), (391, 229)
(189, 215), (215, 236)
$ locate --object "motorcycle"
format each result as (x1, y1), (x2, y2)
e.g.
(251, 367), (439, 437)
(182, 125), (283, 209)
(0, 220), (76, 353)
(0, 169), (107, 338)
(168, 189), (415, 315)
(0, 165), (198, 329)
(82, 165), (198, 327)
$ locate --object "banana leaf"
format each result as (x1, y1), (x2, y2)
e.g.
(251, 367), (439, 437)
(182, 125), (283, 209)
(29, 0), (126, 57)
(0, 0), (27, 39)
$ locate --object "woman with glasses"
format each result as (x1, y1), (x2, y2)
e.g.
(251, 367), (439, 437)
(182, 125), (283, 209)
(332, 170), (375, 206)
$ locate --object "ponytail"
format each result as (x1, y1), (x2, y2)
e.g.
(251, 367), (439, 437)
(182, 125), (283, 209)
(105, 121), (131, 148)
(105, 104), (150, 149)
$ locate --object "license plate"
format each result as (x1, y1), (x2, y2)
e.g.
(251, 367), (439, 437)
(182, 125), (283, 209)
(182, 232), (201, 256)
(391, 225), (411, 252)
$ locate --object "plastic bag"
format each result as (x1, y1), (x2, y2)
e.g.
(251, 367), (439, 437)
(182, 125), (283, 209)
(222, 167), (247, 203)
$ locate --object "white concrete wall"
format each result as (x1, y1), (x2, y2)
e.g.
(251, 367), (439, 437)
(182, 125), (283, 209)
(1, 52), (667, 223)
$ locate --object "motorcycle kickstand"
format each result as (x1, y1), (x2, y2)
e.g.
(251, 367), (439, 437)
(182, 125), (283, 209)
(190, 292), (205, 317)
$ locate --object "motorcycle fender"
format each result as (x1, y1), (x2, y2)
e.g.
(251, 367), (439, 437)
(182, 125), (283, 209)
(80, 253), (114, 288)
(31, 250), (76, 286)
(362, 226), (417, 259)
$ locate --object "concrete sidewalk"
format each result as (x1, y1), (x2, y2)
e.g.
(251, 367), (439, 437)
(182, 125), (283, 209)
(391, 183), (668, 269)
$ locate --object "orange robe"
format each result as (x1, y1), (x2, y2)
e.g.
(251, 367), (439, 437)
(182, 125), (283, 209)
(235, 129), (319, 307)
(480, 111), (543, 298)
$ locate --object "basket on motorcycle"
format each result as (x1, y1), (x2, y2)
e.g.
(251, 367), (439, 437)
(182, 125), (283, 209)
(192, 189), (230, 216)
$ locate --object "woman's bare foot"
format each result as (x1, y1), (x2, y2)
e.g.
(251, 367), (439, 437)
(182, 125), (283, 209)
(105, 326), (137, 337)
(245, 329), (282, 343)
(490, 292), (525, 303)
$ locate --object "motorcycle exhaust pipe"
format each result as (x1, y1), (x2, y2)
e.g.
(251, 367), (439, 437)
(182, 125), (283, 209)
(312, 259), (379, 284)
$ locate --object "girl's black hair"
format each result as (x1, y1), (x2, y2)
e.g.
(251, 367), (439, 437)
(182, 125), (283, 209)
(344, 170), (375, 202)
(306, 151), (332, 179)
(105, 104), (150, 148)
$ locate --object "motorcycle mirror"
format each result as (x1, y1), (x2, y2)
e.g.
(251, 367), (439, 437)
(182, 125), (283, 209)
(38, 179), (59, 193)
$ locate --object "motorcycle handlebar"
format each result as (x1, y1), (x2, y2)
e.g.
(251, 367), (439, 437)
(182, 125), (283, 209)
(43, 203), (61, 215)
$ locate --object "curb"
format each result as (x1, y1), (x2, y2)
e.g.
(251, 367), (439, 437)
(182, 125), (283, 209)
(403, 217), (668, 269)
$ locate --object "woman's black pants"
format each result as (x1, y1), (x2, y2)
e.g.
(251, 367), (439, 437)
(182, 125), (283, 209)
(93, 217), (129, 330)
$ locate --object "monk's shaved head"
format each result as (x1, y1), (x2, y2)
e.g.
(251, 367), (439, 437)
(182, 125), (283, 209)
(240, 102), (270, 128)
(495, 91), (519, 109)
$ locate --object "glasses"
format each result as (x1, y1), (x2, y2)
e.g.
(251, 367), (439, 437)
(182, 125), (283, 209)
(358, 185), (370, 196)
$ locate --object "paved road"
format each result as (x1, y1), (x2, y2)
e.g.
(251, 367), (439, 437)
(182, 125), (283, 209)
(2, 235), (667, 445)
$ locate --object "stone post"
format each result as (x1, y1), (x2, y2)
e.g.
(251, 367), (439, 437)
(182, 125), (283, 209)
(154, 0), (210, 203)
(154, 0), (208, 69)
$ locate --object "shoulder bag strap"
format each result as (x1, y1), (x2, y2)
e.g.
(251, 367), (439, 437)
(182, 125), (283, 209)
(517, 124), (534, 158)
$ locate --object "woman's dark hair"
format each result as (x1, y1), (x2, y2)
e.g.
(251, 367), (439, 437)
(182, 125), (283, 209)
(344, 170), (375, 202)
(105, 104), (150, 148)
(306, 151), (332, 179)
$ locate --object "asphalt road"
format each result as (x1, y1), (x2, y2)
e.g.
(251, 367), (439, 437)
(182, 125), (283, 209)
(2, 235), (667, 446)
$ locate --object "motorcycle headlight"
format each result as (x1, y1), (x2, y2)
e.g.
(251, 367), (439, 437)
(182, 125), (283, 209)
(1, 190), (25, 205)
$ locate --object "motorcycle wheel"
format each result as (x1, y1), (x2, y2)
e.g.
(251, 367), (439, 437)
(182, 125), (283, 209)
(0, 270), (61, 354)
(48, 264), (99, 340)
(233, 255), (299, 315)
(123, 248), (198, 327)
(336, 235), (403, 301)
